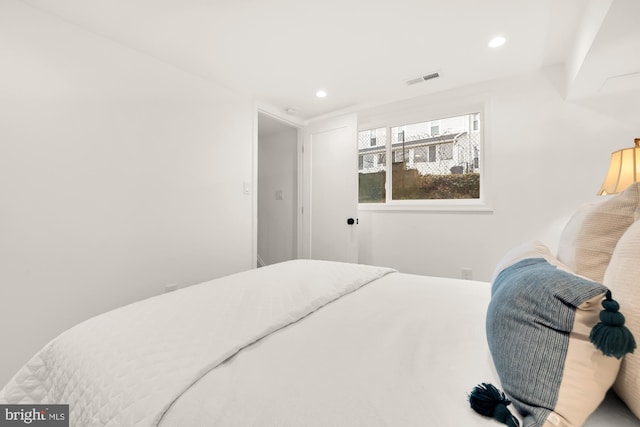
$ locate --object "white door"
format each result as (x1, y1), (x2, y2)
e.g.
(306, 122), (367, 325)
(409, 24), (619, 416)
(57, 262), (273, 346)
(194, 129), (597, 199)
(302, 113), (358, 263)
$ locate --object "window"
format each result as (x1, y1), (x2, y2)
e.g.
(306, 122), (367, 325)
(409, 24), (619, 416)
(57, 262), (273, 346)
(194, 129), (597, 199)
(438, 142), (453, 160)
(393, 149), (404, 163)
(430, 121), (440, 136)
(472, 113), (480, 131)
(358, 112), (482, 205)
(428, 145), (436, 162)
(365, 154), (375, 168)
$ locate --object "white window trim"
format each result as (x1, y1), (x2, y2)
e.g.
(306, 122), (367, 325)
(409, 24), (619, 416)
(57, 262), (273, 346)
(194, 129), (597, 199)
(357, 95), (493, 213)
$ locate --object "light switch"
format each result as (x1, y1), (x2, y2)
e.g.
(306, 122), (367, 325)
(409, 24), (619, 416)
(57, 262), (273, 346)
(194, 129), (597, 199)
(243, 182), (250, 195)
(275, 189), (284, 200)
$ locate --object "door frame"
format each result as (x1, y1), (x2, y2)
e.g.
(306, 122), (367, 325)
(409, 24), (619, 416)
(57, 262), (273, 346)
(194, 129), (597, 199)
(253, 104), (305, 268)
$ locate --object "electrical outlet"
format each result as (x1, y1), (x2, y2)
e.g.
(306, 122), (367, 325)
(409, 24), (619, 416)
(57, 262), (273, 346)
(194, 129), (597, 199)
(461, 268), (473, 280)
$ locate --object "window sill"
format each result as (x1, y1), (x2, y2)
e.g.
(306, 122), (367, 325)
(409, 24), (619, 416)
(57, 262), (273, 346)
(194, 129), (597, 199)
(358, 201), (493, 213)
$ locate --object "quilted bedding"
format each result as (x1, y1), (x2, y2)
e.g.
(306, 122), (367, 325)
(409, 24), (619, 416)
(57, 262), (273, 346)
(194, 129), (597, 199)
(2, 259), (639, 427)
(0, 260), (394, 427)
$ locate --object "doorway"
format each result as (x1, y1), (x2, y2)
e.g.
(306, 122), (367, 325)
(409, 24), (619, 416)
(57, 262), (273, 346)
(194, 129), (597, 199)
(257, 113), (300, 267)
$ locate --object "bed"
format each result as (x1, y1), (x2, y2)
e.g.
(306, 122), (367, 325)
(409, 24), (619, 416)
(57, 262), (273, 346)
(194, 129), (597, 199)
(2, 185), (640, 427)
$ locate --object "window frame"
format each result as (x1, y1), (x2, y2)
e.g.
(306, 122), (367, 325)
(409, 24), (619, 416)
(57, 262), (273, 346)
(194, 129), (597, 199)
(357, 97), (492, 212)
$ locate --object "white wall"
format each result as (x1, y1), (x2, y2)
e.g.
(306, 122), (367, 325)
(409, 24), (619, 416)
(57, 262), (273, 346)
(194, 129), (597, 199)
(257, 121), (298, 265)
(0, 1), (254, 386)
(358, 66), (640, 281)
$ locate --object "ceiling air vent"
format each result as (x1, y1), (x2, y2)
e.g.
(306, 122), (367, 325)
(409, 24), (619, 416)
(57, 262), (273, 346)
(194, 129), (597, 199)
(406, 72), (440, 86)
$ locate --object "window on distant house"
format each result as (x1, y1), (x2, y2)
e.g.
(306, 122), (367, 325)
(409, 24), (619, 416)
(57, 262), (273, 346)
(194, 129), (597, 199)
(428, 145), (436, 162)
(393, 149), (404, 163)
(438, 142), (453, 160)
(430, 121), (440, 136)
(358, 112), (482, 204)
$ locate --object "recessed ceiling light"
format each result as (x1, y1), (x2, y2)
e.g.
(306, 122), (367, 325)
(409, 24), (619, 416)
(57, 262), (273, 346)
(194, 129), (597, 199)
(316, 90), (327, 98)
(488, 36), (506, 48)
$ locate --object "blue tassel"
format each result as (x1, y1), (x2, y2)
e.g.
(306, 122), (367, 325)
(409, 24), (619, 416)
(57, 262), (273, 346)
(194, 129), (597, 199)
(469, 383), (519, 427)
(590, 291), (636, 359)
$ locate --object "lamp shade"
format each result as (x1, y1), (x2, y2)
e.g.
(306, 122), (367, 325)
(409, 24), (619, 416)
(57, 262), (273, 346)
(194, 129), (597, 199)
(598, 138), (640, 195)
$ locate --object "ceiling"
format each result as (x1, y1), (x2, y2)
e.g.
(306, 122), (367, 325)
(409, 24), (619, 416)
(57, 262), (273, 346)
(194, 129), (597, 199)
(16, 0), (640, 120)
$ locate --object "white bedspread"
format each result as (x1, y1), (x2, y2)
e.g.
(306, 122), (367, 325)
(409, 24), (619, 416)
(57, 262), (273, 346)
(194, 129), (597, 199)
(159, 271), (640, 427)
(161, 272), (503, 427)
(0, 260), (394, 427)
(2, 260), (638, 427)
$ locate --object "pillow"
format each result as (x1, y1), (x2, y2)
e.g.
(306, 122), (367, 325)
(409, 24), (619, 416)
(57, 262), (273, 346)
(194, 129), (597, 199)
(490, 240), (573, 283)
(557, 182), (640, 283)
(604, 220), (640, 419)
(485, 245), (635, 427)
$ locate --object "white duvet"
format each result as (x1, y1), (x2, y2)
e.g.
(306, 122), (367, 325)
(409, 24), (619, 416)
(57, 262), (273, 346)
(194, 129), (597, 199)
(0, 260), (394, 426)
(2, 259), (638, 427)
(161, 269), (503, 427)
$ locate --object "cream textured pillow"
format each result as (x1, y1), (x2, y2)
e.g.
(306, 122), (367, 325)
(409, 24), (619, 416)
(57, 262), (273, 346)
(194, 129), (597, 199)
(557, 183), (640, 283)
(604, 220), (640, 419)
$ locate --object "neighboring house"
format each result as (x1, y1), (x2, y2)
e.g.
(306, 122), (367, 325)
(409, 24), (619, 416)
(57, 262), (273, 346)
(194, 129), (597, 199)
(358, 113), (480, 176)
